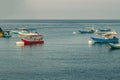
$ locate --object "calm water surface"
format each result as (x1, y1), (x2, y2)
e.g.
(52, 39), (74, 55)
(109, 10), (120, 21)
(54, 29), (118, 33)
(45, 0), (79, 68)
(0, 21), (120, 80)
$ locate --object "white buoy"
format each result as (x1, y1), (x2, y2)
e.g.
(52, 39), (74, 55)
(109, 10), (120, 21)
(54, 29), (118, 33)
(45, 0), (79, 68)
(88, 40), (94, 45)
(16, 41), (24, 46)
(73, 32), (76, 34)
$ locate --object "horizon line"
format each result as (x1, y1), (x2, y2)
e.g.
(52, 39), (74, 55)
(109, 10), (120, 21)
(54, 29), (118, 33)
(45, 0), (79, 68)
(0, 19), (120, 20)
(0, 19), (120, 23)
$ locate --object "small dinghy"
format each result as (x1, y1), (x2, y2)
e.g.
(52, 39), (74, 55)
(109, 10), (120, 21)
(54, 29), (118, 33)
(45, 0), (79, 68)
(79, 27), (95, 34)
(109, 43), (120, 49)
(98, 26), (111, 32)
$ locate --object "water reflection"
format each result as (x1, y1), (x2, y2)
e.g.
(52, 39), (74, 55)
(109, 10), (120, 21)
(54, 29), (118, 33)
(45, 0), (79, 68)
(17, 43), (44, 55)
(89, 42), (120, 53)
(89, 42), (109, 48)
(16, 43), (45, 62)
(109, 48), (120, 52)
(22, 43), (44, 48)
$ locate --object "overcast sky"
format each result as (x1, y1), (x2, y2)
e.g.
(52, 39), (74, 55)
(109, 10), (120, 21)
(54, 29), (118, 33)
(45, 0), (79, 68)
(0, 0), (120, 19)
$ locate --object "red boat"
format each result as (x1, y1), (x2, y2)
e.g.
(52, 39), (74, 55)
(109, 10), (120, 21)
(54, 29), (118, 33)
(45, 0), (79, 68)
(21, 33), (44, 45)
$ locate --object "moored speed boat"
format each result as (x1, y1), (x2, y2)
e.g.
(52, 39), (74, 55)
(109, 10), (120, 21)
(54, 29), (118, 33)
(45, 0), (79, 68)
(96, 31), (117, 36)
(99, 28), (111, 32)
(98, 26), (111, 32)
(91, 37), (119, 43)
(79, 27), (95, 34)
(11, 28), (29, 34)
(3, 31), (11, 38)
(91, 31), (119, 43)
(21, 33), (44, 45)
(109, 43), (120, 49)
(79, 29), (95, 33)
(19, 32), (38, 36)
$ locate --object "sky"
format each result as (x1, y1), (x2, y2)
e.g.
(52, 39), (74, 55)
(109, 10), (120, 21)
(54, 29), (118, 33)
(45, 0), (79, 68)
(0, 0), (120, 19)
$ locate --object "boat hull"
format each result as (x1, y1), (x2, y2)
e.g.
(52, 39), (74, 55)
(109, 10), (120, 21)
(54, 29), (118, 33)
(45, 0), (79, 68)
(79, 30), (94, 33)
(109, 43), (120, 49)
(91, 37), (119, 43)
(21, 38), (44, 45)
(11, 31), (19, 34)
(99, 29), (111, 32)
(4, 35), (11, 38)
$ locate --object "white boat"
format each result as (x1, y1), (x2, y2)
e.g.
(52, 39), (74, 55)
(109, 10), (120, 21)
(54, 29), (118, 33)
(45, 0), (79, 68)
(109, 43), (120, 49)
(98, 26), (111, 32)
(19, 32), (38, 36)
(11, 28), (29, 34)
(96, 31), (117, 37)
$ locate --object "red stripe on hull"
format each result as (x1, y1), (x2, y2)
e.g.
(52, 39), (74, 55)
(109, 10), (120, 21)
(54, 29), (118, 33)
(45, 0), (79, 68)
(21, 38), (44, 45)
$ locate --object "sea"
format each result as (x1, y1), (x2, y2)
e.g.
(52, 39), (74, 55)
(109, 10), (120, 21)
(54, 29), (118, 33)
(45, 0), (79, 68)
(0, 20), (120, 80)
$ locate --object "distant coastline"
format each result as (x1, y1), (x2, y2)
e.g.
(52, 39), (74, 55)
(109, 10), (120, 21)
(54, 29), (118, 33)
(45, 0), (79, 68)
(0, 19), (120, 23)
